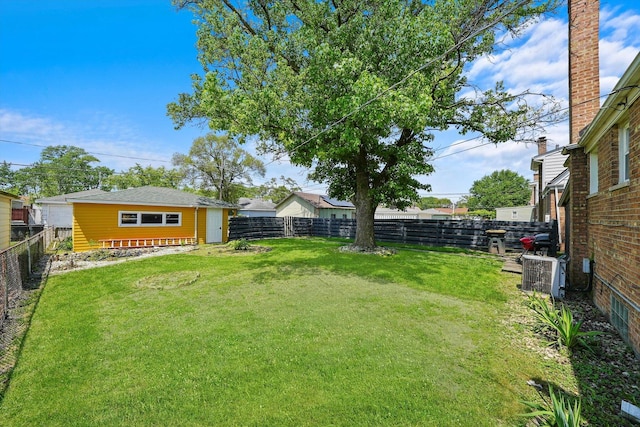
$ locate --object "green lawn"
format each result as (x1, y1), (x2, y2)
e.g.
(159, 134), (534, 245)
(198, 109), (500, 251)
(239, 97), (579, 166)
(0, 238), (549, 426)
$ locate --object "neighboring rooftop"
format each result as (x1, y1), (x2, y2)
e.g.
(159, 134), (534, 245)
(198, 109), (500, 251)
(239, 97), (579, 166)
(281, 192), (355, 209)
(35, 188), (107, 204)
(66, 186), (238, 208)
(238, 198), (277, 211)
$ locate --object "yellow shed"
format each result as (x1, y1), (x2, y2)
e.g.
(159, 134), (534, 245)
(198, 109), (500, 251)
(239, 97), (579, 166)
(1, 190), (20, 250)
(67, 186), (237, 252)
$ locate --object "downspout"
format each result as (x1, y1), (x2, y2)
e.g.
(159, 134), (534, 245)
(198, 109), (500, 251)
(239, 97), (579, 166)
(194, 207), (199, 243)
(554, 187), (562, 246)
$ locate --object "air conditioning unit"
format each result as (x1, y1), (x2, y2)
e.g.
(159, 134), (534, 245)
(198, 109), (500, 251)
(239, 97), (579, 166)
(521, 255), (566, 299)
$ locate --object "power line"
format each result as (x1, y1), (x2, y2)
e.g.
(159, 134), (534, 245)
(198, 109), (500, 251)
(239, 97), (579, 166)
(0, 139), (171, 163)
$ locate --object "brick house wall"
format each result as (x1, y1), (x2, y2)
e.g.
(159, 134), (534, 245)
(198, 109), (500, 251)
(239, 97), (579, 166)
(586, 96), (640, 355)
(566, 0), (640, 356)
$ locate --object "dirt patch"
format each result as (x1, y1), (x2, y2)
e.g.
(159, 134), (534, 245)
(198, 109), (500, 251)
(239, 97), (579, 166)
(204, 245), (273, 256)
(48, 245), (198, 274)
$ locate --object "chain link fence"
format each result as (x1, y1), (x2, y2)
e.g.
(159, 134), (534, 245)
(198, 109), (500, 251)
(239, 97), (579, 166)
(0, 227), (58, 330)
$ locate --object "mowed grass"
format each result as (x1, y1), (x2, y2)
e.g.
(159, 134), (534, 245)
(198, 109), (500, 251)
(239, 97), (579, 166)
(1, 238), (546, 426)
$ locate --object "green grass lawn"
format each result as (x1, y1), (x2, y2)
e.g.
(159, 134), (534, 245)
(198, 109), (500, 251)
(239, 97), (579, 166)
(0, 238), (551, 426)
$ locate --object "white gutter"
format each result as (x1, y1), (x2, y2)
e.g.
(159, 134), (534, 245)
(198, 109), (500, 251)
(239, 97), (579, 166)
(554, 187), (562, 246)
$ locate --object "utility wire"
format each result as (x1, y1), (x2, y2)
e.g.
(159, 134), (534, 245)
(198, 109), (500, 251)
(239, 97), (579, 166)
(0, 139), (171, 163)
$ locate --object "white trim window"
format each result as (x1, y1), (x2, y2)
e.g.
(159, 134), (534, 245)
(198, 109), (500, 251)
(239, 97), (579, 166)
(119, 211), (182, 227)
(589, 151), (599, 194)
(619, 123), (630, 183)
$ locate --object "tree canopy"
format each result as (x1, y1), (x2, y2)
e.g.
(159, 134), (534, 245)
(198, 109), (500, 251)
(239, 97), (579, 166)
(244, 176), (301, 204)
(169, 0), (561, 247)
(173, 133), (266, 202)
(104, 164), (185, 191)
(10, 146), (113, 198)
(466, 169), (531, 210)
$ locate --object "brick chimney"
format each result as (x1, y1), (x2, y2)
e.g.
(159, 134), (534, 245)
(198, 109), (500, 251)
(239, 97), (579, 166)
(568, 0), (600, 144)
(566, 0), (600, 288)
(537, 136), (547, 155)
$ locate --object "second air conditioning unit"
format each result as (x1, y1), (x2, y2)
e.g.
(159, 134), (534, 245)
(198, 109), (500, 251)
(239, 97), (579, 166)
(521, 254), (566, 299)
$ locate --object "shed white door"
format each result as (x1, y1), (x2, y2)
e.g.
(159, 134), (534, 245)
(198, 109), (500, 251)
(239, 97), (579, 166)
(206, 208), (223, 243)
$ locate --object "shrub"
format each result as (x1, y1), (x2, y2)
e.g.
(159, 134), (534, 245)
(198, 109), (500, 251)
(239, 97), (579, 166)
(521, 385), (585, 427)
(229, 239), (250, 250)
(58, 237), (73, 251)
(527, 293), (600, 352)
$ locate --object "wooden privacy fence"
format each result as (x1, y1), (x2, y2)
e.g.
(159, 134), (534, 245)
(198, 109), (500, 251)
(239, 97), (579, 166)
(229, 216), (557, 252)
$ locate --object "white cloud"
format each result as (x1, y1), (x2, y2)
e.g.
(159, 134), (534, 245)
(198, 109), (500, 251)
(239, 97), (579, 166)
(0, 108), (172, 171)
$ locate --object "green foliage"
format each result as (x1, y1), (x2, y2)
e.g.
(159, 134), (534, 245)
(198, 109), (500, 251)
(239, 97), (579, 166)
(57, 237), (73, 251)
(528, 293), (600, 352)
(228, 238), (250, 250)
(169, 0), (562, 247)
(467, 169), (531, 210)
(104, 164), (185, 191)
(243, 176), (301, 204)
(465, 209), (496, 219)
(17, 145), (113, 198)
(417, 196), (453, 210)
(172, 133), (265, 202)
(521, 386), (585, 427)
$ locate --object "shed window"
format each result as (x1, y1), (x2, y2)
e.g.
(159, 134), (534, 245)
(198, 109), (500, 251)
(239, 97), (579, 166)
(119, 211), (182, 227)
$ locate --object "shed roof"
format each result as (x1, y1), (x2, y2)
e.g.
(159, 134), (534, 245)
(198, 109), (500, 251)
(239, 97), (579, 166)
(36, 188), (108, 204)
(0, 190), (20, 200)
(67, 186), (238, 208)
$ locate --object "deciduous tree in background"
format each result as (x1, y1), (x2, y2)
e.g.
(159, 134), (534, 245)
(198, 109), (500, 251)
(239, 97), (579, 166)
(245, 176), (301, 204)
(466, 169), (531, 211)
(169, 0), (561, 248)
(13, 146), (113, 198)
(173, 133), (266, 202)
(105, 164), (185, 191)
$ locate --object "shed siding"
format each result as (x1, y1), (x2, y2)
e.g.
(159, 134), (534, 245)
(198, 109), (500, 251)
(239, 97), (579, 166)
(277, 198), (315, 217)
(0, 196), (11, 250)
(73, 203), (198, 252)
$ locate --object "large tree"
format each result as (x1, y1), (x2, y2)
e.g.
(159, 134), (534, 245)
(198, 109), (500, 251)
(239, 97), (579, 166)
(105, 164), (185, 191)
(244, 176), (301, 204)
(466, 169), (530, 210)
(13, 146), (113, 198)
(169, 0), (561, 248)
(173, 133), (266, 202)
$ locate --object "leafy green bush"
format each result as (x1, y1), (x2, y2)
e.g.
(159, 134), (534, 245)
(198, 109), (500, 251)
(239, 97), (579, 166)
(58, 237), (73, 251)
(229, 239), (250, 250)
(521, 385), (585, 427)
(527, 293), (600, 352)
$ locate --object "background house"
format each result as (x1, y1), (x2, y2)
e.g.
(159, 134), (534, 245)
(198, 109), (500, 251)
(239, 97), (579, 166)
(374, 206), (426, 219)
(495, 206), (535, 222)
(67, 186), (237, 252)
(276, 192), (355, 219)
(564, 0), (640, 356)
(1, 190), (19, 250)
(237, 198), (276, 217)
(530, 137), (568, 246)
(36, 188), (107, 228)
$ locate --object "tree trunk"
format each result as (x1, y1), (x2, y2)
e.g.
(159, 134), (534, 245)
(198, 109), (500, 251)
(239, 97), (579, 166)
(352, 149), (376, 248)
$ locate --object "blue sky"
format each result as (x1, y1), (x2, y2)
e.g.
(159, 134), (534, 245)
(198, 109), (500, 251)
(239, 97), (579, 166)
(1, 1), (640, 201)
